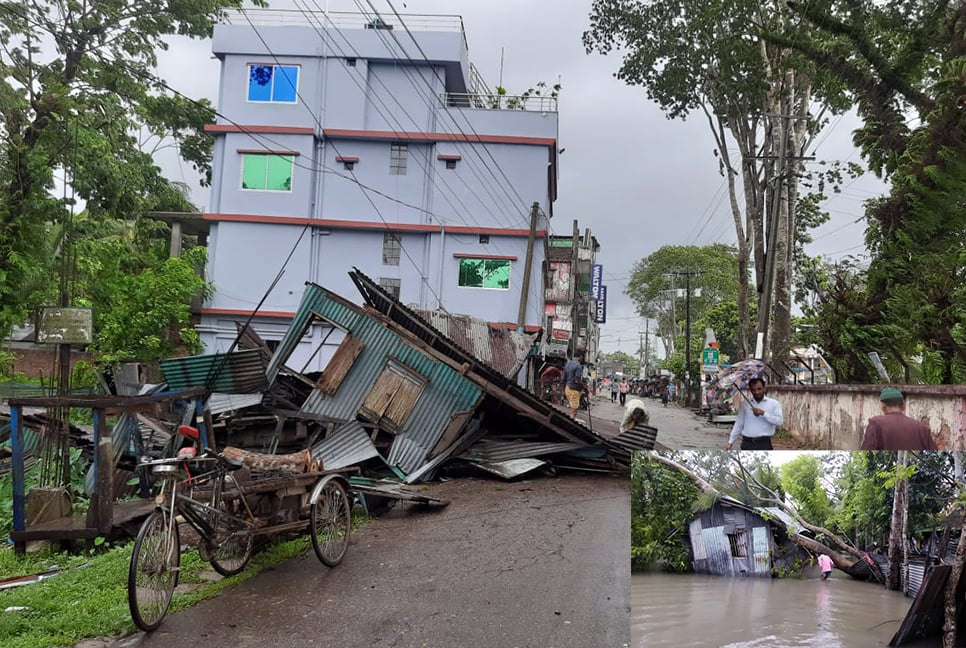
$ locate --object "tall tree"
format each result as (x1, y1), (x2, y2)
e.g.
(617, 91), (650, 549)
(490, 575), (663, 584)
(772, 1), (966, 382)
(624, 244), (739, 359)
(0, 0), (256, 337)
(585, 0), (850, 361)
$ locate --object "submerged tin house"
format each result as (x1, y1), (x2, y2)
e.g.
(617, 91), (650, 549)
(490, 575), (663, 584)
(688, 497), (809, 578)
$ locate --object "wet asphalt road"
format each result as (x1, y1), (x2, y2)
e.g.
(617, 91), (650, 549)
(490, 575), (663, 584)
(583, 394), (730, 450)
(98, 475), (630, 648)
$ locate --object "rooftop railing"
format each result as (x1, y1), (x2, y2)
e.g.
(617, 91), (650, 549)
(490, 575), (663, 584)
(441, 92), (559, 113)
(221, 8), (465, 40)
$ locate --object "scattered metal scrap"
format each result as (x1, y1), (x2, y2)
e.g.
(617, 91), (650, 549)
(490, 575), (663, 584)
(155, 269), (651, 484)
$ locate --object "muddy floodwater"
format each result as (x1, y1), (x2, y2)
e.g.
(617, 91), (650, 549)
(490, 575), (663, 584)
(633, 570), (939, 647)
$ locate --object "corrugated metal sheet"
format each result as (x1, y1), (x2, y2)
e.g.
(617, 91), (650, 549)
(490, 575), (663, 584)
(268, 282), (483, 476)
(472, 458), (546, 479)
(207, 392), (264, 415)
(700, 526), (735, 576)
(161, 349), (267, 393)
(458, 439), (583, 462)
(906, 558), (926, 597)
(415, 309), (535, 379)
(608, 424), (657, 452)
(690, 519), (707, 560)
(759, 506), (802, 535)
(752, 525), (771, 576)
(312, 420), (381, 470)
(350, 269), (618, 454)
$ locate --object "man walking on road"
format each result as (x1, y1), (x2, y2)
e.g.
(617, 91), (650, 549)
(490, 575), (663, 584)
(860, 387), (938, 450)
(618, 378), (629, 406)
(726, 378), (783, 450)
(563, 350), (588, 419)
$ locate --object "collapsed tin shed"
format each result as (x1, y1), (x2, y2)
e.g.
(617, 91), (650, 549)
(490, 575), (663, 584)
(264, 280), (485, 481)
(688, 497), (810, 577)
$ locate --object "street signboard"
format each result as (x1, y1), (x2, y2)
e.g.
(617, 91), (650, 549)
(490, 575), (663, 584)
(702, 347), (719, 374)
(590, 264), (603, 300)
(593, 286), (607, 323)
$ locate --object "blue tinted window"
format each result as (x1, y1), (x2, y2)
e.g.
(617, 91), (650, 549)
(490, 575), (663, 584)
(274, 66), (299, 102)
(247, 64), (299, 103)
(248, 65), (273, 102)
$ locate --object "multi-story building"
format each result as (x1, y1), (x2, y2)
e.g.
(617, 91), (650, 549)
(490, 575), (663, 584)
(195, 9), (559, 373)
(543, 225), (601, 365)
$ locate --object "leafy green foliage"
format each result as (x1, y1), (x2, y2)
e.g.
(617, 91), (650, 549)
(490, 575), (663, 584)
(631, 453), (699, 572)
(625, 244), (740, 363)
(80, 242), (211, 363)
(775, 1), (966, 383)
(780, 455), (833, 528)
(0, 0), (257, 341)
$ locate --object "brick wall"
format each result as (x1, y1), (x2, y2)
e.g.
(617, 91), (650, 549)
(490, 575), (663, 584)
(7, 347), (92, 380)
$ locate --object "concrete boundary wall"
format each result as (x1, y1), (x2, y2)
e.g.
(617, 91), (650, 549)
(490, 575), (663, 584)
(768, 384), (966, 450)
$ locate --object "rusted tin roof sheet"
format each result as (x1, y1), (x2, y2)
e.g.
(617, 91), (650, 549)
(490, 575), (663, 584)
(161, 349), (268, 394)
(349, 268), (630, 462)
(414, 309), (535, 379)
(312, 420), (381, 471)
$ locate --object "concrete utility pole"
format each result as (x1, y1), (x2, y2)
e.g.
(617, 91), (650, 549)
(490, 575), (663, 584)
(754, 110), (813, 362)
(517, 201), (540, 329)
(666, 270), (701, 407)
(640, 320), (650, 378)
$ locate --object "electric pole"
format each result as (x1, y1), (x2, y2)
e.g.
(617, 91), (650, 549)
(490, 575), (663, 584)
(517, 201), (540, 329)
(666, 270), (702, 407)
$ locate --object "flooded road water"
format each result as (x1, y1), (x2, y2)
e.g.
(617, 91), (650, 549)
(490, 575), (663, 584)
(633, 569), (938, 647)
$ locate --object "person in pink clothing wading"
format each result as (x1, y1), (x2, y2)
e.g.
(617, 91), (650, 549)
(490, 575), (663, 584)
(818, 553), (834, 581)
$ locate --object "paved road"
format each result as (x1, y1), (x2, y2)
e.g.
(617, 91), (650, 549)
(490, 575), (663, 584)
(583, 395), (730, 450)
(92, 475), (630, 648)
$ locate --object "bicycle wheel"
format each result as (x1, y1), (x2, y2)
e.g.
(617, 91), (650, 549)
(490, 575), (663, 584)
(128, 509), (180, 632)
(208, 476), (254, 576)
(310, 478), (351, 567)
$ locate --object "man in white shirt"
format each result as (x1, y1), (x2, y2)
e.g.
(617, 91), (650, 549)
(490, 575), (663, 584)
(725, 378), (784, 450)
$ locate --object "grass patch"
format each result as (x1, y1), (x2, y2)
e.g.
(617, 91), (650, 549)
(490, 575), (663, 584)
(0, 511), (369, 648)
(774, 428), (792, 440)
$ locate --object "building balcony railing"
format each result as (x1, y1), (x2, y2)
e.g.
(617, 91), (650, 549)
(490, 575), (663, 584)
(221, 8), (465, 39)
(441, 92), (559, 113)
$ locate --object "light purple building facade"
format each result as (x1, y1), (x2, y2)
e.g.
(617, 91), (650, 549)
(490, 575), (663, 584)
(199, 9), (559, 373)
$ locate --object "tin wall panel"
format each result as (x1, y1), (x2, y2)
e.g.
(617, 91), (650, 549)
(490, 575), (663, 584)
(690, 519), (707, 561)
(279, 283), (483, 475)
(161, 348), (267, 393)
(312, 420), (381, 470)
(752, 525), (771, 576)
(700, 526), (735, 576)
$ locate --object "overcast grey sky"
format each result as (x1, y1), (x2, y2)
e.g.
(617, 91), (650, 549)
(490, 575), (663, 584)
(155, 0), (883, 360)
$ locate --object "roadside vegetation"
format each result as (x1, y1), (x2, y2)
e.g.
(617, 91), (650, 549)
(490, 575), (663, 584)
(0, 536), (312, 648)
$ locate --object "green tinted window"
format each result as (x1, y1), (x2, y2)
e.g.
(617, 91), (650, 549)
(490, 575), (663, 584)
(458, 258), (510, 290)
(241, 154), (293, 191)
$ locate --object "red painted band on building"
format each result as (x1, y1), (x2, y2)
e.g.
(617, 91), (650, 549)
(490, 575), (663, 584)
(205, 124), (315, 135)
(436, 154), (462, 160)
(201, 308), (295, 318)
(323, 128), (556, 147)
(452, 253), (518, 260)
(203, 214), (546, 238)
(335, 156), (360, 162)
(236, 148), (301, 156)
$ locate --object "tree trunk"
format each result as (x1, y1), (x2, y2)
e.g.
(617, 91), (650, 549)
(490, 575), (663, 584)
(221, 446), (320, 473)
(887, 450), (908, 591)
(942, 516), (966, 647)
